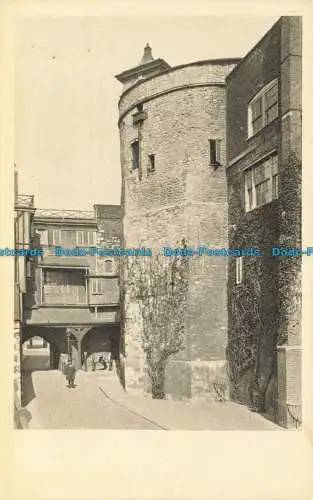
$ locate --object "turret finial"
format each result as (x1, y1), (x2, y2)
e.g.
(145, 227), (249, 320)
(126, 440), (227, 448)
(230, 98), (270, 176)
(139, 43), (154, 65)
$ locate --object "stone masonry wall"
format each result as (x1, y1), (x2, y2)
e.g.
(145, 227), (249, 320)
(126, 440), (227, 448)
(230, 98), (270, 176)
(119, 60), (238, 398)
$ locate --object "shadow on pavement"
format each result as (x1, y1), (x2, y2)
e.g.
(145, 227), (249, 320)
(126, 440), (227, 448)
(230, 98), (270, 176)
(21, 370), (36, 406)
(21, 353), (51, 406)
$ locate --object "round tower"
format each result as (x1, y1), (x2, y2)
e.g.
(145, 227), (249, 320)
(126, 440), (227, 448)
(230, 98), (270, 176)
(116, 47), (240, 398)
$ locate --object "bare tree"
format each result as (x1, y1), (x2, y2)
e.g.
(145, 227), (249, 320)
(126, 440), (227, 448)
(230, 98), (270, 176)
(126, 240), (189, 398)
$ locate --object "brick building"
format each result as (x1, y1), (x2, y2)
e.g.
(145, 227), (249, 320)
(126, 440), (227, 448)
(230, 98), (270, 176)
(116, 45), (241, 398)
(22, 204), (122, 377)
(226, 16), (302, 427)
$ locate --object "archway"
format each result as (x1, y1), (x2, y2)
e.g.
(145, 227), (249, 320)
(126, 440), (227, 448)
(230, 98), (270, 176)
(21, 335), (60, 406)
(22, 335), (59, 371)
(80, 324), (124, 387)
(81, 326), (112, 371)
(22, 326), (70, 371)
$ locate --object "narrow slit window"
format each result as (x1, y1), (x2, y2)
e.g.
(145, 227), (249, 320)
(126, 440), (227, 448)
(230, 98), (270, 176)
(131, 140), (139, 170)
(209, 139), (222, 166)
(148, 154), (155, 173)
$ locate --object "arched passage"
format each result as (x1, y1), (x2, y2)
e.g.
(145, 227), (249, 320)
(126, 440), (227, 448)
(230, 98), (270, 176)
(81, 324), (120, 372)
(22, 335), (63, 370)
(21, 334), (60, 407)
(22, 326), (68, 370)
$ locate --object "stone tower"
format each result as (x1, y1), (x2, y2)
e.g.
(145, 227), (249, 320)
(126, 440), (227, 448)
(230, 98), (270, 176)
(116, 46), (240, 399)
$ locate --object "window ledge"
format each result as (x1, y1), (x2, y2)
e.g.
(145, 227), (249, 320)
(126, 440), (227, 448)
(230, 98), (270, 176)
(89, 273), (117, 278)
(39, 303), (89, 308)
(246, 116), (279, 141)
(245, 197), (279, 214)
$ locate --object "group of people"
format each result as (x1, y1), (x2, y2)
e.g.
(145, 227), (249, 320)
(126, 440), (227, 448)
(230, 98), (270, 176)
(98, 352), (114, 371)
(64, 352), (114, 388)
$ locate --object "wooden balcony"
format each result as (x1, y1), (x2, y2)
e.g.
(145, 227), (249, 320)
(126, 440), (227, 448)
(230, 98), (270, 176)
(42, 293), (88, 306)
(42, 285), (88, 306)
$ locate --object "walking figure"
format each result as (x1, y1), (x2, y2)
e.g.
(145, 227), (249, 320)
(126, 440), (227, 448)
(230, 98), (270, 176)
(66, 361), (76, 388)
(108, 352), (113, 371)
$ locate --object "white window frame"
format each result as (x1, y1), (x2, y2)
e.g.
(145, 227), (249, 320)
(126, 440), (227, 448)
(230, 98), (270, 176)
(76, 230), (96, 247)
(48, 229), (61, 246)
(91, 277), (105, 295)
(247, 79), (278, 138)
(244, 153), (278, 212)
(235, 257), (243, 285)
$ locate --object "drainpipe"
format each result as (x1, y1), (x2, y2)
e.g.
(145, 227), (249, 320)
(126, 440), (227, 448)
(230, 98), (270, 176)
(138, 120), (143, 182)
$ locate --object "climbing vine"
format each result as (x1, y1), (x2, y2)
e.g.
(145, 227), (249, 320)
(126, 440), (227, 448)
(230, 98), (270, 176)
(126, 240), (189, 398)
(227, 168), (279, 410)
(278, 151), (302, 344)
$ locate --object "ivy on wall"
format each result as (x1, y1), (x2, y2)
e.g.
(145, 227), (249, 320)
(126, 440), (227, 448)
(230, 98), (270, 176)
(278, 151), (302, 344)
(227, 151), (301, 412)
(227, 167), (279, 411)
(126, 241), (189, 399)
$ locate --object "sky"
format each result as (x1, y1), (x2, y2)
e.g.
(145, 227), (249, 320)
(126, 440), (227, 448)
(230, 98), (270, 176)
(15, 15), (279, 211)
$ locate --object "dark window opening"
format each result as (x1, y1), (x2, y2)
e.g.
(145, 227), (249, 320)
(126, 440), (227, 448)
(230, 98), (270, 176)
(209, 139), (221, 166)
(148, 154), (155, 173)
(131, 140), (139, 170)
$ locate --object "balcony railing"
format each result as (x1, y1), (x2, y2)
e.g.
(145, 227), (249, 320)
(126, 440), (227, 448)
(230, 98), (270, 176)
(35, 208), (95, 220)
(15, 194), (35, 208)
(41, 245), (94, 257)
(42, 291), (88, 306)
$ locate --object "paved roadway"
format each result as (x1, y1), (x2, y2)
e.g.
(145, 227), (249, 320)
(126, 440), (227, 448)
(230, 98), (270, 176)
(22, 352), (160, 430)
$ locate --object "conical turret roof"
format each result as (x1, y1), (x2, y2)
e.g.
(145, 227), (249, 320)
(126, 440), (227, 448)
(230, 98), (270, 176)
(139, 43), (154, 65)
